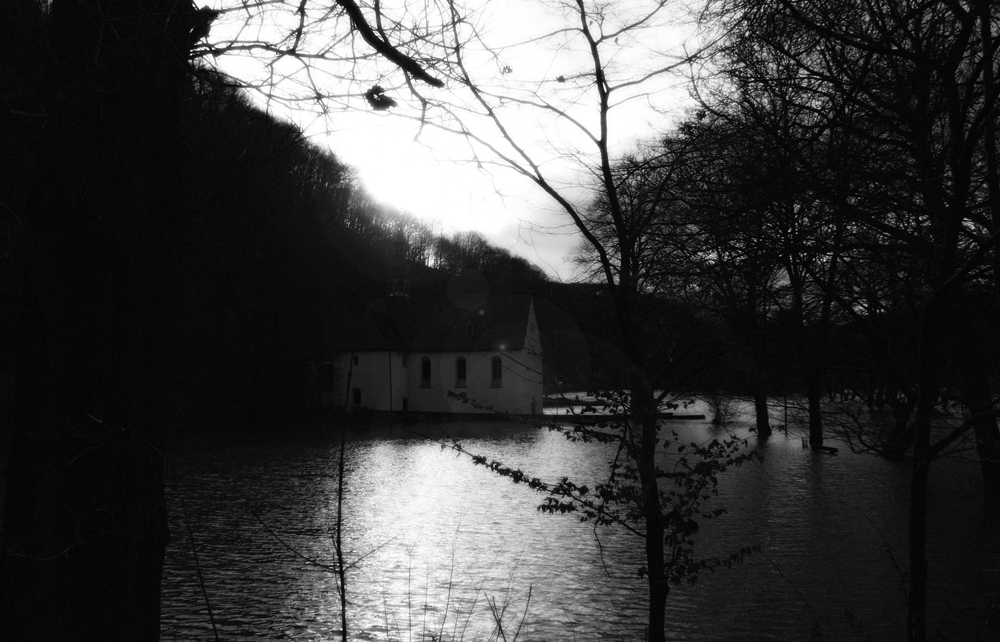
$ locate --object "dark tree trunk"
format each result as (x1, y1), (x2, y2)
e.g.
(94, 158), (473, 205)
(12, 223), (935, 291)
(882, 396), (916, 458)
(970, 396), (1000, 518)
(961, 354), (1000, 517)
(907, 298), (946, 642)
(978, 0), (1000, 521)
(787, 269), (825, 446)
(752, 384), (772, 437)
(639, 406), (667, 642)
(0, 0), (193, 639)
(628, 344), (667, 642)
(807, 384), (823, 446)
(907, 442), (931, 642)
(802, 316), (833, 447)
(906, 279), (959, 642)
(615, 279), (667, 642)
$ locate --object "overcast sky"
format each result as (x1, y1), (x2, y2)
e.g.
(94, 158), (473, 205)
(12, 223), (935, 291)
(208, 0), (702, 281)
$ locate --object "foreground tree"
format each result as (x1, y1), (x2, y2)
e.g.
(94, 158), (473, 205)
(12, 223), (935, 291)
(0, 0), (203, 637)
(0, 0), (442, 639)
(701, 0), (1000, 638)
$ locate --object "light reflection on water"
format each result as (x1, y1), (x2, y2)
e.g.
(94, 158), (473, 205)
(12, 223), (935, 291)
(161, 405), (999, 641)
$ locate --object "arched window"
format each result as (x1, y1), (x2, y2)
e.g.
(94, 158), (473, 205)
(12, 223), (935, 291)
(420, 357), (431, 387)
(490, 356), (503, 388)
(455, 356), (467, 387)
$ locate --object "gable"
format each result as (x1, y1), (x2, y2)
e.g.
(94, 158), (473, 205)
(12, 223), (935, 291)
(405, 294), (534, 353)
(326, 293), (537, 356)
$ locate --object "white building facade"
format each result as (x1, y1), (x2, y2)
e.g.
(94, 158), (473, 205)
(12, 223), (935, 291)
(329, 297), (543, 416)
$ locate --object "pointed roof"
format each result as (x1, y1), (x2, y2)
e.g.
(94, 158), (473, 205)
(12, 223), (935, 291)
(325, 294), (536, 354)
(406, 294), (535, 352)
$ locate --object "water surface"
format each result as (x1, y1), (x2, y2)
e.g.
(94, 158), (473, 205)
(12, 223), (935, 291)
(161, 405), (999, 640)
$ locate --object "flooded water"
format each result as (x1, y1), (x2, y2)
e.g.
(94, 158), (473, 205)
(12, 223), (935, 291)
(161, 401), (999, 641)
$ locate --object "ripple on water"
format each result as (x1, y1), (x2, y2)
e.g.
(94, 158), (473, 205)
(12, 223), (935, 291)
(162, 415), (999, 641)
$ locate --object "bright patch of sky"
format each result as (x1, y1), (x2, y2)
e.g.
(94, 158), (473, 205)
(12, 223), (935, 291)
(205, 0), (701, 280)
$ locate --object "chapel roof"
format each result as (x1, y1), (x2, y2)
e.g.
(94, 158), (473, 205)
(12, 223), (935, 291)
(326, 293), (535, 354)
(405, 294), (534, 353)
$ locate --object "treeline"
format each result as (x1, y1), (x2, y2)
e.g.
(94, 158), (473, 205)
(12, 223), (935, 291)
(575, 82), (1000, 452)
(172, 71), (550, 424)
(0, 3), (604, 428)
(339, 193), (548, 290)
(568, 0), (1000, 510)
(549, 7), (1000, 632)
(1, 46), (548, 428)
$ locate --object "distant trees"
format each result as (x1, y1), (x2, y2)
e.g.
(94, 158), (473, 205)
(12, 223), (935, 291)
(555, 2), (1000, 637)
(430, 230), (549, 289)
(175, 72), (360, 425)
(6, 0), (996, 638)
(570, 125), (788, 435)
(692, 2), (1000, 639)
(1, 20), (548, 429)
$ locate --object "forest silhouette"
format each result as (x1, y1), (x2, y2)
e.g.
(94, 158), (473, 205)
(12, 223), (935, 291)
(2, 0), (999, 640)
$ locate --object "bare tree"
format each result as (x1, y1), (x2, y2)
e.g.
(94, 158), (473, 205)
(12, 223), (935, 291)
(246, 3), (748, 640)
(0, 0), (748, 638)
(0, 1), (443, 639)
(415, 5), (740, 640)
(700, 0), (1000, 639)
(202, 2), (755, 639)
